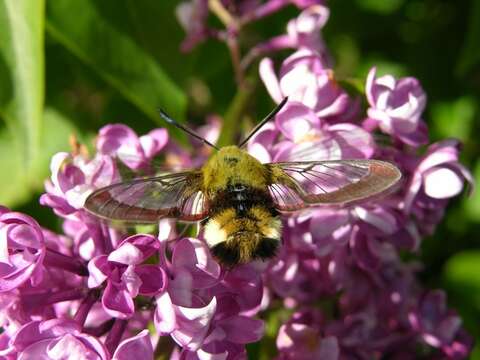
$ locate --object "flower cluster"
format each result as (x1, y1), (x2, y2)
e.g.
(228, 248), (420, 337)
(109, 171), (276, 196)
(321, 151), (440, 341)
(0, 2), (474, 360)
(175, 0), (326, 53)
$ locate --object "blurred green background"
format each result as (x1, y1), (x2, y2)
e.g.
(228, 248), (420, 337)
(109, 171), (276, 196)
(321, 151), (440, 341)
(1, 0), (479, 356)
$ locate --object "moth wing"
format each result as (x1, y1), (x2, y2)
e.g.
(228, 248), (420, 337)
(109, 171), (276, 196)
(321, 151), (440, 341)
(84, 171), (208, 223)
(267, 160), (401, 211)
(277, 125), (374, 162)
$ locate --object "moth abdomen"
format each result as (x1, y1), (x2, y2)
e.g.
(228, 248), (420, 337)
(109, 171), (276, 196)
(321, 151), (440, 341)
(204, 184), (281, 265)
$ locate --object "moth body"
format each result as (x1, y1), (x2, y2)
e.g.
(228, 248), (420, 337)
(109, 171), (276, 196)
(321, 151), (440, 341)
(202, 145), (269, 191)
(201, 146), (281, 265)
(204, 187), (280, 265)
(84, 100), (402, 267)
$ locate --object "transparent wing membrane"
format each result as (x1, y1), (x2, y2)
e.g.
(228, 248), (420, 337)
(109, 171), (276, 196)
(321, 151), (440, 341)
(267, 160), (401, 210)
(84, 172), (207, 223)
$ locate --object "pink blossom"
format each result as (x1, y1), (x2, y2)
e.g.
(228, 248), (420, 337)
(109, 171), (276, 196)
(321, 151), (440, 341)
(244, 5), (331, 67)
(97, 124), (168, 170)
(40, 152), (118, 217)
(176, 0), (210, 52)
(0, 2), (473, 358)
(277, 310), (339, 360)
(5, 319), (108, 360)
(0, 211), (45, 292)
(403, 140), (473, 234)
(88, 234), (167, 318)
(260, 50), (350, 118)
(248, 102), (373, 164)
(285, 5), (329, 52)
(112, 330), (153, 360)
(155, 238), (264, 357)
(409, 291), (472, 358)
(365, 67), (428, 146)
(405, 140), (473, 205)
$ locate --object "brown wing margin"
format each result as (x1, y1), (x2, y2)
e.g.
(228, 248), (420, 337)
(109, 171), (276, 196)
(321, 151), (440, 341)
(84, 171), (208, 223)
(267, 160), (401, 210)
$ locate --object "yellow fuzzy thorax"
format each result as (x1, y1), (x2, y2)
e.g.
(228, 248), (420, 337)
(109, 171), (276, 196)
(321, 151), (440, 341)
(201, 146), (268, 193)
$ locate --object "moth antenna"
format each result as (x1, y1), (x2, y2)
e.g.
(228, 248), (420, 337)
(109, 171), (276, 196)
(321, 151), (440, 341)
(158, 109), (220, 151)
(238, 97), (288, 148)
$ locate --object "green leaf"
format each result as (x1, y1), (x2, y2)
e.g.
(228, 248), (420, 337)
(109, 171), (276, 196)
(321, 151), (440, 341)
(464, 161), (480, 222)
(430, 97), (476, 143)
(457, 0), (480, 76)
(0, 128), (28, 205)
(33, 107), (81, 185)
(0, 0), (45, 172)
(0, 107), (79, 206)
(443, 250), (480, 310)
(357, 58), (408, 79)
(45, 0), (187, 126)
(355, 0), (404, 15)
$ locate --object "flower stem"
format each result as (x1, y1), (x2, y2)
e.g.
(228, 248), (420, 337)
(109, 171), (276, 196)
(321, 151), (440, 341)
(105, 319), (128, 355)
(216, 76), (258, 147)
(24, 288), (86, 308)
(84, 318), (116, 337)
(227, 35), (245, 87)
(74, 290), (99, 327)
(208, 0), (246, 86)
(240, 0), (290, 25)
(208, 0), (236, 27)
(49, 288), (86, 304)
(44, 248), (88, 276)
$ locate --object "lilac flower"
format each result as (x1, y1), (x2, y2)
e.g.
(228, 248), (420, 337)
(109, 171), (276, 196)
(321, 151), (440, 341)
(240, 0), (326, 24)
(155, 237), (264, 357)
(41, 124), (169, 219)
(176, 0), (210, 52)
(409, 291), (472, 358)
(365, 67), (428, 146)
(277, 309), (339, 360)
(154, 237), (219, 349)
(252, 46), (472, 357)
(0, 2), (473, 359)
(248, 101), (372, 165)
(285, 5), (329, 52)
(88, 234), (167, 318)
(404, 140), (473, 234)
(112, 330), (154, 360)
(97, 124), (168, 170)
(155, 293), (217, 351)
(244, 5), (331, 68)
(186, 301), (264, 359)
(0, 211), (45, 292)
(40, 151), (118, 217)
(260, 50), (350, 118)
(5, 319), (108, 360)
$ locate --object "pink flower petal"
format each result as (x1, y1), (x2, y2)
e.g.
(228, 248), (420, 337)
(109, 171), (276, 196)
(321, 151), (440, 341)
(112, 330), (153, 360)
(102, 282), (135, 319)
(423, 167), (464, 199)
(155, 292), (176, 335)
(108, 243), (143, 265)
(171, 297), (217, 351)
(217, 316), (264, 344)
(87, 256), (109, 288)
(136, 265), (167, 295)
(259, 58), (283, 103)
